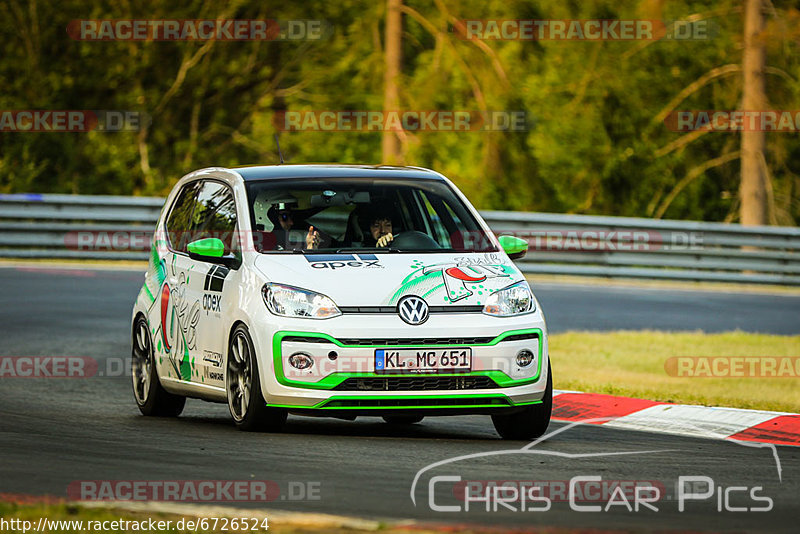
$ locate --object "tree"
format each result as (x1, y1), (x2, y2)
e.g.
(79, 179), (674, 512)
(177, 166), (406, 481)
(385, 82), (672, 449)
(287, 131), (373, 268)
(740, 0), (768, 226)
(0, 0), (797, 225)
(382, 0), (403, 164)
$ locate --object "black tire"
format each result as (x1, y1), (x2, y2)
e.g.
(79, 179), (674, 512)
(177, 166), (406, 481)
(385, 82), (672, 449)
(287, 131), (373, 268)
(492, 362), (552, 440)
(131, 315), (186, 417)
(382, 415), (424, 425)
(226, 324), (287, 432)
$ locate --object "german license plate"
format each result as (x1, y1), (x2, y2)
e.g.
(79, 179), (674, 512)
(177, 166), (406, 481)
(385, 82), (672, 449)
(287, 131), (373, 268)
(374, 348), (472, 374)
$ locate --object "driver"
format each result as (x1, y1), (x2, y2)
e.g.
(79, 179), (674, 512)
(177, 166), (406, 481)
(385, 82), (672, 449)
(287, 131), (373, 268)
(360, 203), (398, 248)
(369, 215), (394, 248)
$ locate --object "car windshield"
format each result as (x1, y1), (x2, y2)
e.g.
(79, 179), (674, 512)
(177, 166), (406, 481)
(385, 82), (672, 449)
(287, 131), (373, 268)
(245, 177), (497, 253)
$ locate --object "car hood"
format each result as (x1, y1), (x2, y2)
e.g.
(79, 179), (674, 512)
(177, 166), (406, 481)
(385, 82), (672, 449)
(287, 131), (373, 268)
(253, 251), (525, 307)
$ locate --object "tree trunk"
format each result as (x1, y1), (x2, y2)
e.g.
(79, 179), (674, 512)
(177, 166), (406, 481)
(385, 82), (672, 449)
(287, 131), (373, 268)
(382, 0), (403, 165)
(740, 0), (767, 226)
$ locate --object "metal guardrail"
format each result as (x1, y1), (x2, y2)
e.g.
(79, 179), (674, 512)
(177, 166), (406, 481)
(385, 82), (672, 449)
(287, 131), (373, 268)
(482, 211), (800, 285)
(0, 193), (164, 261)
(0, 193), (798, 285)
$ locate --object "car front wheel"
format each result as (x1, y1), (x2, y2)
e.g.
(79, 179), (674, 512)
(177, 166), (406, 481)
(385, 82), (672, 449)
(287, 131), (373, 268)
(491, 362), (552, 440)
(226, 324), (287, 432)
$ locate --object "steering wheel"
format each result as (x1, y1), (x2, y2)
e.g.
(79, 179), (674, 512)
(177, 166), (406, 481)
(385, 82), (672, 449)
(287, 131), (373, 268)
(389, 231), (441, 250)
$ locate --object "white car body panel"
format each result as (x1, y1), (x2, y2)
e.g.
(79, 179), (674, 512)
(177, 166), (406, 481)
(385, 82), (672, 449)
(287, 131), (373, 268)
(132, 165), (550, 415)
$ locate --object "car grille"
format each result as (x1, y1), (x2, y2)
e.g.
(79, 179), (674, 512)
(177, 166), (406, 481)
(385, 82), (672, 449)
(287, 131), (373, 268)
(333, 375), (499, 391)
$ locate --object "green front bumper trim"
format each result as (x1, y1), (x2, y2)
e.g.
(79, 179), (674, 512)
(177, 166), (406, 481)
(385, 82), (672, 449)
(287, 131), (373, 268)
(272, 328), (544, 390)
(269, 394), (543, 410)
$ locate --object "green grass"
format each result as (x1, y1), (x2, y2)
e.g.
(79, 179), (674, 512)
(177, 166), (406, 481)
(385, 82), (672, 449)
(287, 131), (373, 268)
(550, 330), (800, 413)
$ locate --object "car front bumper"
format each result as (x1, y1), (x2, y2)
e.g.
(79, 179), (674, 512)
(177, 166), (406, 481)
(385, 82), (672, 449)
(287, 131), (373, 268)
(249, 310), (550, 413)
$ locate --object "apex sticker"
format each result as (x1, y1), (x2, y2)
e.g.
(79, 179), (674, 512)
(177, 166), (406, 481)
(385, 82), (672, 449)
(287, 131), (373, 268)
(202, 265), (228, 315)
(305, 253), (383, 269)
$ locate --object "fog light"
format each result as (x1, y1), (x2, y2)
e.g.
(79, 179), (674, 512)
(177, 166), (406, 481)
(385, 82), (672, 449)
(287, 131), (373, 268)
(288, 352), (314, 370)
(516, 349), (534, 367)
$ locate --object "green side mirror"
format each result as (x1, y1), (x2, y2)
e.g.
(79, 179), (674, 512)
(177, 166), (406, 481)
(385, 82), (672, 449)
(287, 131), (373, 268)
(498, 235), (528, 260)
(187, 237), (225, 259)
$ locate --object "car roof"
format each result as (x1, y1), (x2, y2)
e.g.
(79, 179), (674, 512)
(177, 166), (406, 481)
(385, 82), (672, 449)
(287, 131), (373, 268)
(231, 164), (446, 182)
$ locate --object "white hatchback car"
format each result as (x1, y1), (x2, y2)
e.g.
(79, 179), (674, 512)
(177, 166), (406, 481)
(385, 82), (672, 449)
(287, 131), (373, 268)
(131, 165), (551, 439)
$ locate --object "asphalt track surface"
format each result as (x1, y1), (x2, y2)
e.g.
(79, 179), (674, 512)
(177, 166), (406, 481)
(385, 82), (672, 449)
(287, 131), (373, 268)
(0, 266), (798, 532)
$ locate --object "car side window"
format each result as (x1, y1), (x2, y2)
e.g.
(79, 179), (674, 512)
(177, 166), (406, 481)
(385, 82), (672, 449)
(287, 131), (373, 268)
(165, 181), (202, 253)
(417, 190), (452, 248)
(191, 181), (238, 255)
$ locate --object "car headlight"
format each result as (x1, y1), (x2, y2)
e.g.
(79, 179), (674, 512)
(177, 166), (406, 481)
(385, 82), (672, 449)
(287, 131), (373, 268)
(482, 281), (536, 317)
(262, 283), (341, 319)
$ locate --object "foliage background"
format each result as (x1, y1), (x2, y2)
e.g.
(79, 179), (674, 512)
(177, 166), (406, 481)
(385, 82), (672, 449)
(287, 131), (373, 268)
(0, 0), (798, 224)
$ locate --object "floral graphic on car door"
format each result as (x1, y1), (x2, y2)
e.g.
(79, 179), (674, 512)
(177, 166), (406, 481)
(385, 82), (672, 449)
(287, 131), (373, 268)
(156, 268), (200, 381)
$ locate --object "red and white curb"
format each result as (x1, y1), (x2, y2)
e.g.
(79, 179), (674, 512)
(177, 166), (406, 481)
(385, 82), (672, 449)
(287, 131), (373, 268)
(552, 390), (800, 447)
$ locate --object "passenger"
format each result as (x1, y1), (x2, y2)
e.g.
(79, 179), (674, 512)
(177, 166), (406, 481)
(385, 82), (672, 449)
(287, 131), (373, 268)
(270, 203), (320, 250)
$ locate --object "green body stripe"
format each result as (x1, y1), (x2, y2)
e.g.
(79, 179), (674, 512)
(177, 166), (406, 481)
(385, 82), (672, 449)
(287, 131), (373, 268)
(269, 396), (543, 410)
(151, 244), (167, 286)
(421, 283), (445, 298)
(143, 283), (155, 303)
(272, 328), (544, 390)
(388, 270), (442, 304)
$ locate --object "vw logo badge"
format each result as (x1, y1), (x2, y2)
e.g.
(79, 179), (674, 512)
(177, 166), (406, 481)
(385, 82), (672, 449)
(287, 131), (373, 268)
(397, 295), (429, 326)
